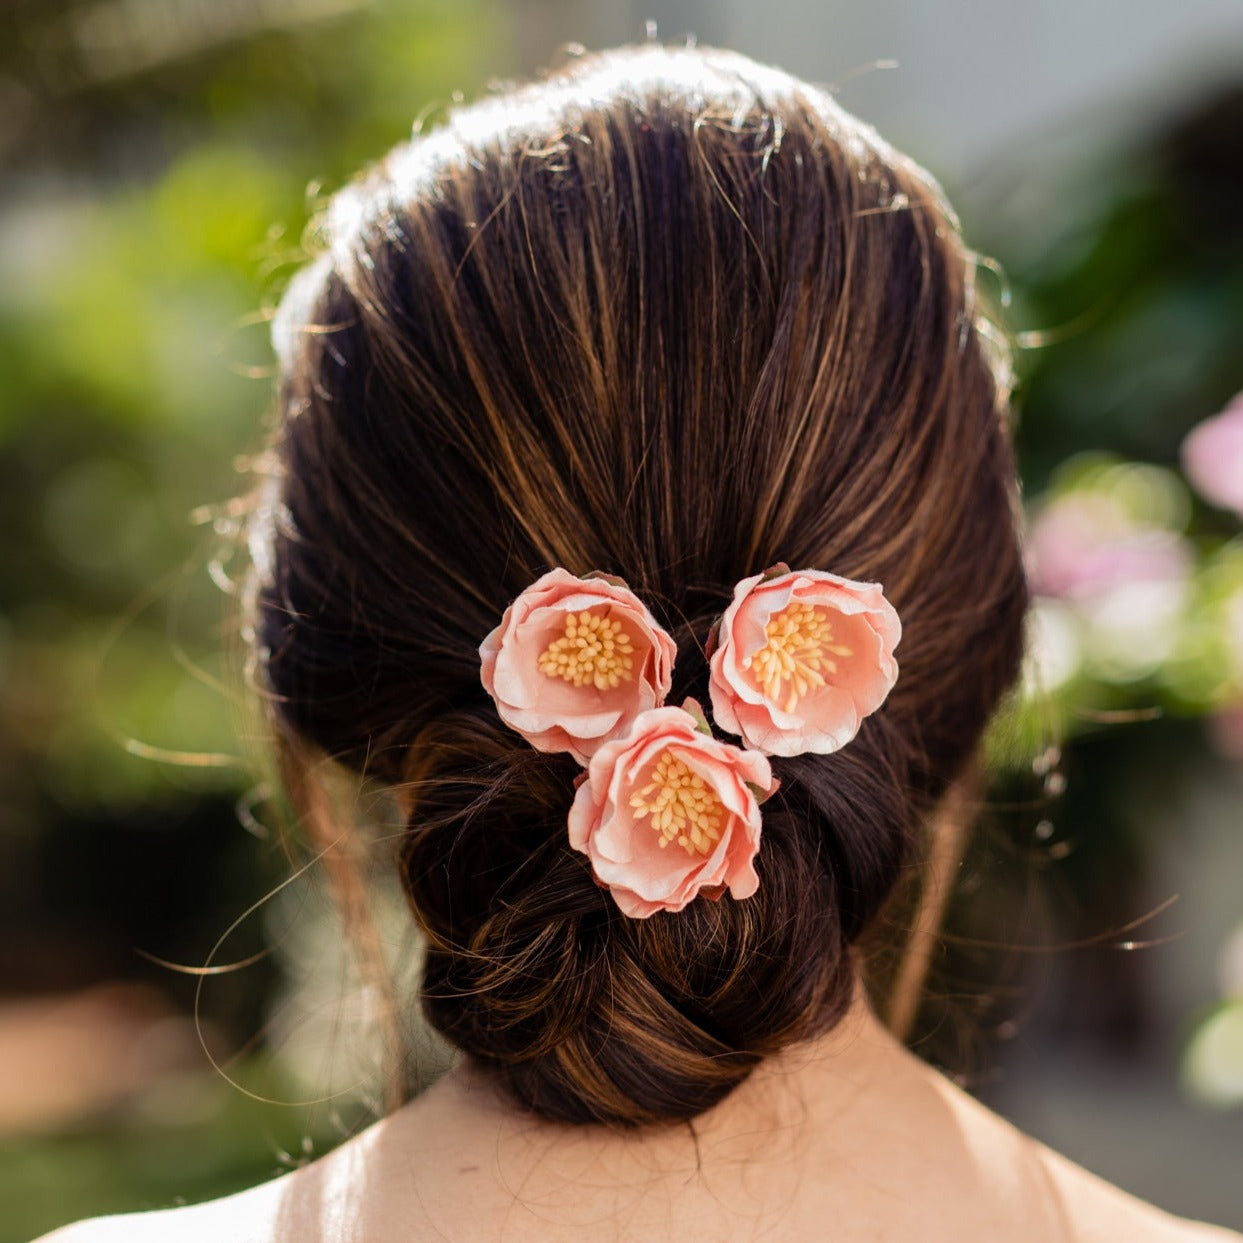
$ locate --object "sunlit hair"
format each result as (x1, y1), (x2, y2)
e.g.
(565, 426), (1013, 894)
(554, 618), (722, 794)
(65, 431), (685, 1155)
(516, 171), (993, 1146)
(248, 43), (1029, 1126)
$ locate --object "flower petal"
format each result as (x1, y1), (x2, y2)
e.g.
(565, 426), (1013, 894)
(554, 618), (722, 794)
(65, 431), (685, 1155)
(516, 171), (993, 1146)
(706, 566), (900, 757)
(565, 705), (771, 916)
(478, 568), (678, 759)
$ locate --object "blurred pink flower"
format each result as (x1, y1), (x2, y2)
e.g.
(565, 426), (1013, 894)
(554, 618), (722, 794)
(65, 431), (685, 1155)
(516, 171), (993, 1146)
(1182, 393), (1243, 518)
(567, 702), (777, 918)
(1026, 494), (1191, 600)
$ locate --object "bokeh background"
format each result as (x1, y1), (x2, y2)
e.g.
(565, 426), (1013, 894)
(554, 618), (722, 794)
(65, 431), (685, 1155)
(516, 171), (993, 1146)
(2, 1), (1242, 1237)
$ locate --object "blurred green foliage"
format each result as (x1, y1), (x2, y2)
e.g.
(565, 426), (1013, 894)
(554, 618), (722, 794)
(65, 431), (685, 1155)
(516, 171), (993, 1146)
(0, 0), (509, 812)
(0, 2), (507, 1236)
(0, 1057), (328, 1243)
(999, 83), (1243, 490)
(939, 83), (1243, 1119)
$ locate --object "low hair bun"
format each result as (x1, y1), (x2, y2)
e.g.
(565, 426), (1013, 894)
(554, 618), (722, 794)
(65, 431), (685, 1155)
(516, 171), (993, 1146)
(392, 638), (913, 1124)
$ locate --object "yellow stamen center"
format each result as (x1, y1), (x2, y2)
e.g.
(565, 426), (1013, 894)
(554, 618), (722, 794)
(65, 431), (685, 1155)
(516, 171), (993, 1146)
(538, 608), (636, 690)
(743, 601), (853, 714)
(628, 750), (726, 857)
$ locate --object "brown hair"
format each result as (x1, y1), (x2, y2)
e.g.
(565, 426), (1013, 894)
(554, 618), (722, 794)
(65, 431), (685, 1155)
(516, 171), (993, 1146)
(249, 44), (1029, 1126)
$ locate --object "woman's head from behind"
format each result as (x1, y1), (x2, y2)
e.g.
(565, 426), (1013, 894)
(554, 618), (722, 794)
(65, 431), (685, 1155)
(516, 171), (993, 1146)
(251, 43), (1028, 1126)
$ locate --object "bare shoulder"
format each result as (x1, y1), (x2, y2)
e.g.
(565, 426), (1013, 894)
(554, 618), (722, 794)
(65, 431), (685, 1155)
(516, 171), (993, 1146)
(29, 1111), (413, 1243)
(32, 1169), (292, 1243)
(1031, 1138), (1243, 1243)
(929, 1069), (1242, 1243)
(31, 1061), (1243, 1243)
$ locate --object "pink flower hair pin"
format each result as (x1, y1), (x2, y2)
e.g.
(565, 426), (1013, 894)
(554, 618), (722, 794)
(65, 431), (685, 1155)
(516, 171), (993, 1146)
(478, 567), (677, 765)
(567, 699), (778, 918)
(706, 563), (901, 757)
(478, 563), (900, 918)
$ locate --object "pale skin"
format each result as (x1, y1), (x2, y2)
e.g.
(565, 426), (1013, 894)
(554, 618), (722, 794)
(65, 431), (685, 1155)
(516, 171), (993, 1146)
(40, 958), (1242, 1243)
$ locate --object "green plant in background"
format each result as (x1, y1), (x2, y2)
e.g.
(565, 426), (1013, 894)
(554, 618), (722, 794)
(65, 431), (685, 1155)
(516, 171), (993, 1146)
(974, 84), (1243, 1105)
(0, 0), (507, 809)
(0, 2), (506, 1237)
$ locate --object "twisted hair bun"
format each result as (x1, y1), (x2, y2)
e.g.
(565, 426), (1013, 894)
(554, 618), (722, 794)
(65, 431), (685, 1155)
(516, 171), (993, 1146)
(252, 44), (1029, 1125)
